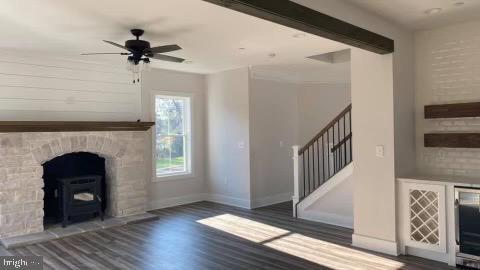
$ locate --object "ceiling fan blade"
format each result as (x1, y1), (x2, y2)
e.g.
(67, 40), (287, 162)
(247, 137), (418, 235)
(152, 54), (185, 63)
(103, 40), (131, 52)
(148, 44), (182, 54)
(81, 52), (130, 55)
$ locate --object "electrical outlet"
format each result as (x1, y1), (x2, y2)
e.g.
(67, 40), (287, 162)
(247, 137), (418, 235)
(237, 141), (245, 149)
(376, 145), (384, 158)
(279, 141), (284, 147)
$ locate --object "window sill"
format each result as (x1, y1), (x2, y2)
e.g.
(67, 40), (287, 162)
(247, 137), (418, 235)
(152, 172), (194, 182)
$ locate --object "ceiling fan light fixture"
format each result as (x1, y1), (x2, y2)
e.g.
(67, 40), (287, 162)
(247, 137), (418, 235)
(82, 29), (185, 83)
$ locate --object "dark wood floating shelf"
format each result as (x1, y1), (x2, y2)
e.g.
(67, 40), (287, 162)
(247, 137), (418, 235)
(0, 121), (155, 133)
(425, 102), (480, 119)
(425, 133), (480, 148)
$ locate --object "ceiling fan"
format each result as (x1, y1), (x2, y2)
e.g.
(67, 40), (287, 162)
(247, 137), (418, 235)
(82, 29), (185, 82)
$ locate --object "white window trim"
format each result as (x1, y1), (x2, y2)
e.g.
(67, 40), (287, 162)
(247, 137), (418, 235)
(151, 90), (195, 182)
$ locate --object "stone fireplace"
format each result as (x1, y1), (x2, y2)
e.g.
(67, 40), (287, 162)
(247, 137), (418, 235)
(0, 130), (148, 238)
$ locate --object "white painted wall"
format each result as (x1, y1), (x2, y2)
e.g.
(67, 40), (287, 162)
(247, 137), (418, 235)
(351, 49), (397, 254)
(291, 0), (415, 254)
(247, 68), (351, 208)
(302, 164), (354, 228)
(293, 0), (415, 177)
(248, 78), (298, 208)
(141, 68), (207, 209)
(206, 68), (252, 208)
(0, 51), (141, 121)
(416, 19), (480, 179)
(298, 83), (351, 146)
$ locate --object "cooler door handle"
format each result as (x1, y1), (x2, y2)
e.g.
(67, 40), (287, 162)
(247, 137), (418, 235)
(455, 198), (460, 246)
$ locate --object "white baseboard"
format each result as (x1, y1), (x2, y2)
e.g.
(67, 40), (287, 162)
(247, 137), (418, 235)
(405, 246), (449, 264)
(251, 192), (292, 209)
(352, 234), (399, 256)
(206, 194), (252, 209)
(148, 192), (289, 211)
(299, 210), (353, 229)
(148, 194), (207, 211)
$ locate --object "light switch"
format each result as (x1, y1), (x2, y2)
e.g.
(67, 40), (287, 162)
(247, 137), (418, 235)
(237, 141), (245, 149)
(279, 141), (284, 148)
(376, 145), (384, 158)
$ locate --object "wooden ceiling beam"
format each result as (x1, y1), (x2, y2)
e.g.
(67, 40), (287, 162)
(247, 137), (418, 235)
(202, 0), (394, 54)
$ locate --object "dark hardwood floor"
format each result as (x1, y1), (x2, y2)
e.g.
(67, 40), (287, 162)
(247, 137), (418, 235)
(1, 201), (457, 269)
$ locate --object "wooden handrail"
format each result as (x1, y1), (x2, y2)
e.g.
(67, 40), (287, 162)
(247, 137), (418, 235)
(299, 104), (352, 154)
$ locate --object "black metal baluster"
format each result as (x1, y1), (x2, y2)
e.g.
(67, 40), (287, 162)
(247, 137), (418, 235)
(321, 135), (325, 185)
(307, 147), (311, 196)
(337, 120), (340, 172)
(316, 139), (320, 189)
(332, 124), (335, 173)
(327, 128), (331, 178)
(343, 115), (346, 167)
(349, 110), (352, 163)
(312, 143), (316, 190)
(302, 153), (306, 198)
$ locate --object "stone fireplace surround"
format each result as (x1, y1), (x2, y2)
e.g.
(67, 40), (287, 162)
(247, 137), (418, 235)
(0, 131), (148, 238)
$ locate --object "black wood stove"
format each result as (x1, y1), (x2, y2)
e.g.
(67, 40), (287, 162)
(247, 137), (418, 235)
(43, 152), (106, 227)
(57, 175), (104, 227)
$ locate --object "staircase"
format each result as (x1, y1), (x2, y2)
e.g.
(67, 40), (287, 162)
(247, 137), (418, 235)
(292, 104), (353, 226)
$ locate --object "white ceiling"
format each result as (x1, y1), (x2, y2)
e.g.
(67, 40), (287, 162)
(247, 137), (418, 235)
(345, 0), (480, 30)
(0, 0), (349, 74)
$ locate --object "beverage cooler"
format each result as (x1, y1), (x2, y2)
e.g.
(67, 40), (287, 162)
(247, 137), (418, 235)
(456, 187), (480, 269)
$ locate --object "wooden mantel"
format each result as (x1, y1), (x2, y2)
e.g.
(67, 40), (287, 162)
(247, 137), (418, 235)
(0, 121), (155, 133)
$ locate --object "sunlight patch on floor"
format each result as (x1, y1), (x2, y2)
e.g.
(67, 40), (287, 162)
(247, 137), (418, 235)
(196, 214), (289, 243)
(197, 214), (405, 270)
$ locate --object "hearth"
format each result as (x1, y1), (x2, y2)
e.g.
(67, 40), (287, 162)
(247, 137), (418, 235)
(43, 152), (106, 227)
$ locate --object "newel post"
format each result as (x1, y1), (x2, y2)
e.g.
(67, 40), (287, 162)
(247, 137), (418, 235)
(292, 145), (300, 217)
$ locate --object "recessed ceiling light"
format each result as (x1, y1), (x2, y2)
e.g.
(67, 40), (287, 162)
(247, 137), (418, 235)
(238, 47), (246, 50)
(424, 8), (442, 15)
(454, 2), (465, 6)
(293, 33), (306, 38)
(268, 53), (277, 58)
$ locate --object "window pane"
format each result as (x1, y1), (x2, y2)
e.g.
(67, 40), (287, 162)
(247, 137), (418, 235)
(155, 98), (170, 136)
(168, 99), (185, 135)
(156, 135), (186, 175)
(154, 95), (190, 177)
(156, 135), (172, 174)
(155, 97), (185, 135)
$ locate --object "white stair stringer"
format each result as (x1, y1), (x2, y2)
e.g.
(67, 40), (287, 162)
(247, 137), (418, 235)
(297, 163), (354, 228)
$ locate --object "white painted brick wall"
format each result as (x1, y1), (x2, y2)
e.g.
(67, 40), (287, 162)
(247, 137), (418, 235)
(416, 20), (480, 177)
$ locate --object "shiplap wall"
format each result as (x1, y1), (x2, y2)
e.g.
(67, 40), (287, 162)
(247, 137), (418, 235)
(0, 53), (141, 121)
(416, 20), (480, 177)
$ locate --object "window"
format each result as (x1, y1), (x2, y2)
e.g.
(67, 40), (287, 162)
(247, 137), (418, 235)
(153, 94), (192, 178)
